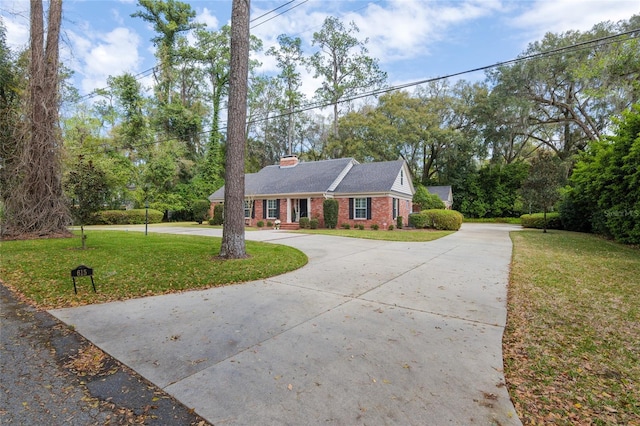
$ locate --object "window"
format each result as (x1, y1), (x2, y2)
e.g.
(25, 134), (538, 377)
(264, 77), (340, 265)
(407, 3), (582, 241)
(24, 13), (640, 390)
(392, 198), (398, 219)
(267, 199), (278, 218)
(354, 198), (367, 219)
(400, 170), (404, 185)
(244, 200), (252, 218)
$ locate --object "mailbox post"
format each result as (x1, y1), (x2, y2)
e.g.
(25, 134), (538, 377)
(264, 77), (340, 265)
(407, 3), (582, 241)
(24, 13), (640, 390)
(145, 200), (149, 235)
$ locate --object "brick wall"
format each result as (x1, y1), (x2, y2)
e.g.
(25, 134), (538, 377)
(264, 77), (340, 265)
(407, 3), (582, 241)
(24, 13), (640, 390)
(334, 196), (411, 229)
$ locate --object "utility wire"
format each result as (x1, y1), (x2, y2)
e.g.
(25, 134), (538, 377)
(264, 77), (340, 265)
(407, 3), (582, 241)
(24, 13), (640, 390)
(72, 28), (640, 155)
(76, 0), (308, 101)
(73, 27), (639, 157)
(251, 0), (309, 29)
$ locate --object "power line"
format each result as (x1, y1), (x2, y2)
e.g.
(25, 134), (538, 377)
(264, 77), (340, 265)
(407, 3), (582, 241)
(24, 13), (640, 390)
(76, 0), (308, 101)
(251, 0), (309, 29)
(73, 27), (639, 157)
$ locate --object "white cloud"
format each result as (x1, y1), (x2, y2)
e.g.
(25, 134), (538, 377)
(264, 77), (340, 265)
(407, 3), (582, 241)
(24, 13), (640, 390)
(346, 0), (504, 63)
(69, 27), (142, 95)
(196, 7), (220, 29)
(510, 0), (639, 41)
(1, 5), (30, 51)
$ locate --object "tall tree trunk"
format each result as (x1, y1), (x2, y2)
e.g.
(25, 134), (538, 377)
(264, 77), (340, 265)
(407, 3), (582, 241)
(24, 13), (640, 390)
(219, 0), (250, 259)
(3, 0), (69, 239)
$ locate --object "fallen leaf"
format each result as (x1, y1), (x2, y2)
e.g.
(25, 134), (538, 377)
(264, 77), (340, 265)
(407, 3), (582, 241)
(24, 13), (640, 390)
(287, 384), (293, 391)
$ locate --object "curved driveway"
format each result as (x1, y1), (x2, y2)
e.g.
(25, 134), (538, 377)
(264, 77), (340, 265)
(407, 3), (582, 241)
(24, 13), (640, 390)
(51, 223), (522, 425)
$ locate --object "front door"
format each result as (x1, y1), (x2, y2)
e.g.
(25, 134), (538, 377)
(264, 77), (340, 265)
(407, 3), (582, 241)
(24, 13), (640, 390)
(291, 199), (309, 223)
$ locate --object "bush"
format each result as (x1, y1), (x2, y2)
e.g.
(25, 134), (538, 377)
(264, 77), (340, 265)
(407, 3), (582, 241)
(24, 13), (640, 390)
(266, 220), (273, 228)
(257, 220), (264, 228)
(396, 215), (403, 229)
(388, 224), (394, 231)
(409, 210), (463, 231)
(310, 218), (319, 229)
(341, 223), (351, 229)
(299, 217), (310, 229)
(520, 212), (563, 230)
(192, 199), (210, 224)
(210, 204), (224, 225)
(409, 212), (429, 228)
(323, 199), (339, 229)
(97, 209), (163, 225)
(357, 224), (365, 230)
(413, 185), (445, 210)
(371, 224), (379, 230)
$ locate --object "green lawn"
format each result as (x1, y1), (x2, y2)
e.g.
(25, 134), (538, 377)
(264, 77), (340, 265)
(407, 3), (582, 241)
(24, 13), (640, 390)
(505, 230), (640, 425)
(0, 231), (307, 309)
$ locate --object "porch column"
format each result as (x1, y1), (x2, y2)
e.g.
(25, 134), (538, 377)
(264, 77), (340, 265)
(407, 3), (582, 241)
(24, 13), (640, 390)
(286, 198), (291, 223)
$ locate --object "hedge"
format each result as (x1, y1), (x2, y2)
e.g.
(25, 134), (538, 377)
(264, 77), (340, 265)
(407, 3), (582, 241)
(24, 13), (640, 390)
(409, 209), (464, 231)
(97, 209), (164, 225)
(520, 212), (563, 230)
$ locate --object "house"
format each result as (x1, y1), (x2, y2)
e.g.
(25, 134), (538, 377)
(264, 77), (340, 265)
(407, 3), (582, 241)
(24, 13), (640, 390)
(426, 186), (453, 210)
(209, 156), (415, 229)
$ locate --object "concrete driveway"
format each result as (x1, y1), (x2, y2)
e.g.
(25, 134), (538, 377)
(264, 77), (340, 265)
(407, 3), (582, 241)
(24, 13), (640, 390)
(50, 223), (522, 425)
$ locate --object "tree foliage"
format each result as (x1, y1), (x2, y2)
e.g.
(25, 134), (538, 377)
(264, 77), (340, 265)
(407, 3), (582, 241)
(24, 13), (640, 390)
(65, 159), (109, 248)
(521, 150), (567, 232)
(308, 17), (387, 137)
(564, 104), (640, 244)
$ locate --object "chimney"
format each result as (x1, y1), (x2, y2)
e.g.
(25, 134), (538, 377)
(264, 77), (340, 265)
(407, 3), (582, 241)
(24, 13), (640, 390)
(279, 155), (299, 168)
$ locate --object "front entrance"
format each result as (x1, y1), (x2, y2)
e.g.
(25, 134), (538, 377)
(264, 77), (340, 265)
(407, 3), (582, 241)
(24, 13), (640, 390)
(291, 199), (308, 223)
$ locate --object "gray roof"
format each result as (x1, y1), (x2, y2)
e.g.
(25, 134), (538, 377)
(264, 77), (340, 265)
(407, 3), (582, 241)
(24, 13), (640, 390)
(210, 158), (356, 201)
(209, 157), (411, 201)
(426, 186), (453, 202)
(332, 160), (405, 193)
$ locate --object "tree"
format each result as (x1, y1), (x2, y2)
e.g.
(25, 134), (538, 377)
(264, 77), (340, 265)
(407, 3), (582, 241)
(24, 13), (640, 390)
(413, 185), (445, 210)
(521, 150), (567, 232)
(308, 17), (386, 137)
(0, 20), (23, 221)
(65, 159), (108, 249)
(564, 104), (640, 244)
(131, 0), (197, 105)
(220, 0), (250, 259)
(267, 34), (305, 155)
(488, 17), (640, 159)
(3, 0), (70, 238)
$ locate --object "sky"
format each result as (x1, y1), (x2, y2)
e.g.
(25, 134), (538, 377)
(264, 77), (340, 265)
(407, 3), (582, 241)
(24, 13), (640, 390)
(1, 0), (639, 103)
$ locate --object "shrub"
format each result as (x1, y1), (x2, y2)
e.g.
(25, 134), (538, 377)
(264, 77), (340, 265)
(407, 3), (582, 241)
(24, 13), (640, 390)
(371, 224), (379, 230)
(410, 210), (463, 231)
(266, 220), (273, 228)
(357, 224), (365, 230)
(98, 209), (163, 225)
(426, 210), (463, 231)
(299, 217), (310, 229)
(192, 199), (210, 224)
(211, 204), (224, 225)
(341, 223), (351, 229)
(257, 220), (264, 228)
(413, 185), (445, 210)
(323, 199), (339, 229)
(520, 212), (563, 230)
(310, 218), (319, 229)
(396, 215), (403, 229)
(388, 224), (394, 231)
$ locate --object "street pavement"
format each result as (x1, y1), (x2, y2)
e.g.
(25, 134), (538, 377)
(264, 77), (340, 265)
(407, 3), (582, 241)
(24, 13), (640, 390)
(50, 223), (522, 425)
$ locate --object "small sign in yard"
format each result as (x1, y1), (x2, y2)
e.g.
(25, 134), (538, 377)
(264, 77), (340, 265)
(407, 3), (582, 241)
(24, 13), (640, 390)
(71, 265), (96, 294)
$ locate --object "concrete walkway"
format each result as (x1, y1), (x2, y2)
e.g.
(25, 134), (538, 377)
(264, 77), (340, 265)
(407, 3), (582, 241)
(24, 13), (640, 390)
(50, 223), (522, 425)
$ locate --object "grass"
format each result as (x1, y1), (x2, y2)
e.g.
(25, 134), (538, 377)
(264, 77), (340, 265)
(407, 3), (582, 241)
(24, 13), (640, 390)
(464, 217), (521, 224)
(291, 228), (454, 242)
(505, 230), (640, 425)
(0, 231), (307, 309)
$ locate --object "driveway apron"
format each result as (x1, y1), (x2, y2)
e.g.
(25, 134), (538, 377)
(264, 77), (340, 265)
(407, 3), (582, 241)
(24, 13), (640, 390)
(50, 223), (522, 425)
